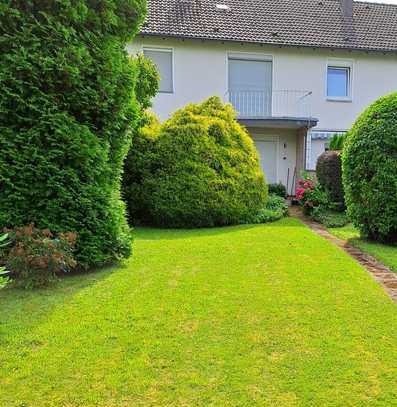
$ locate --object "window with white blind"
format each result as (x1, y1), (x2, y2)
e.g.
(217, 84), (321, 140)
(143, 48), (173, 93)
(228, 54), (273, 117)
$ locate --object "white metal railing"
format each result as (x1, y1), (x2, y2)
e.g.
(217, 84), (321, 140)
(226, 89), (312, 119)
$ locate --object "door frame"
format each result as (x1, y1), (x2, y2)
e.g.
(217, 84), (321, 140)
(252, 134), (280, 184)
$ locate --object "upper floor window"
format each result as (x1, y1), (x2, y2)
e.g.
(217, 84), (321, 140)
(326, 60), (353, 101)
(143, 48), (173, 93)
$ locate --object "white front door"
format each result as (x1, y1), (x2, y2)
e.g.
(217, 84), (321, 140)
(255, 140), (278, 184)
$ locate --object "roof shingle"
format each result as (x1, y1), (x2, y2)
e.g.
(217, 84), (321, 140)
(140, 0), (397, 53)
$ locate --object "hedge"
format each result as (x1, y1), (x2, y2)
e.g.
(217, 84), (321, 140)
(316, 150), (344, 206)
(0, 0), (146, 268)
(342, 93), (397, 243)
(123, 97), (268, 228)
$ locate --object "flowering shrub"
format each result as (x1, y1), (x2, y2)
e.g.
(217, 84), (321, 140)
(3, 225), (77, 288)
(296, 175), (328, 215)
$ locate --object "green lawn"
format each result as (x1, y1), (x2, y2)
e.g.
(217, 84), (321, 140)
(1, 218), (397, 406)
(329, 224), (397, 273)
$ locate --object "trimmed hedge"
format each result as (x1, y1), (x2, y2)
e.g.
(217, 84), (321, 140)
(0, 1), (146, 267)
(316, 150), (344, 205)
(342, 93), (397, 243)
(124, 97), (268, 228)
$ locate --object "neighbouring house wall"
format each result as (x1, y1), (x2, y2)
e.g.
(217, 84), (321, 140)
(309, 139), (329, 170)
(128, 37), (397, 131)
(296, 128), (307, 183)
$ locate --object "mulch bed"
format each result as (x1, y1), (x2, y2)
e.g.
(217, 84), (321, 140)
(290, 206), (397, 304)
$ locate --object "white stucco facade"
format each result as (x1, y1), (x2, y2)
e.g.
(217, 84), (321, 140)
(128, 37), (397, 189)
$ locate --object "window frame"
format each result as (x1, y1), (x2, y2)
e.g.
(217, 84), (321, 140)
(142, 46), (174, 94)
(325, 59), (353, 102)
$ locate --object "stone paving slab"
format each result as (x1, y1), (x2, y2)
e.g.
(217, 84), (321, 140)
(290, 206), (397, 304)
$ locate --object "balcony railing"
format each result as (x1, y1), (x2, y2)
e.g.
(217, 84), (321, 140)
(227, 89), (313, 119)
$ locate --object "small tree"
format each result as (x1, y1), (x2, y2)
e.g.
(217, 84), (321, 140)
(0, 1), (146, 267)
(123, 97), (268, 228)
(343, 93), (397, 243)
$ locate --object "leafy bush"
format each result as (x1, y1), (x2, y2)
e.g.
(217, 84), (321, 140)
(329, 134), (346, 151)
(251, 194), (288, 223)
(123, 97), (268, 227)
(132, 53), (160, 110)
(311, 208), (349, 228)
(268, 183), (287, 198)
(3, 225), (77, 288)
(0, 1), (146, 268)
(316, 150), (344, 206)
(343, 93), (397, 243)
(296, 174), (328, 215)
(123, 54), (160, 221)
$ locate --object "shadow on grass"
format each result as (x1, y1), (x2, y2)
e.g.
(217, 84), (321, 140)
(0, 263), (122, 336)
(133, 216), (304, 241)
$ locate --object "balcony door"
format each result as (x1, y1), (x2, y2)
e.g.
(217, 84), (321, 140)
(228, 55), (273, 118)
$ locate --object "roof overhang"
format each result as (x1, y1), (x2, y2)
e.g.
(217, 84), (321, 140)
(138, 33), (397, 56)
(239, 117), (319, 130)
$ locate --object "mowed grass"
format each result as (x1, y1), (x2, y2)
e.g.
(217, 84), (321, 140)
(329, 224), (397, 273)
(1, 218), (397, 407)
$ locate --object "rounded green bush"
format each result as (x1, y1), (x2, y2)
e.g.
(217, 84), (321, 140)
(124, 97), (268, 228)
(342, 93), (397, 243)
(316, 150), (344, 205)
(0, 1), (146, 267)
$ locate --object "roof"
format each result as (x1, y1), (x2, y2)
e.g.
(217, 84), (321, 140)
(140, 0), (397, 53)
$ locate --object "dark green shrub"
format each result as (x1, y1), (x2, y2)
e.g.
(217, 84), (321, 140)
(251, 194), (288, 223)
(124, 97), (268, 227)
(316, 151), (344, 206)
(343, 93), (397, 243)
(329, 133), (346, 151)
(0, 1), (146, 267)
(3, 225), (77, 289)
(268, 183), (287, 198)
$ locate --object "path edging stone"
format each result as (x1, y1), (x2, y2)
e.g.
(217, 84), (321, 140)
(289, 207), (397, 304)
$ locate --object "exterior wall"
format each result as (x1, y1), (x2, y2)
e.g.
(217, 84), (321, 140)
(128, 37), (397, 129)
(128, 36), (397, 189)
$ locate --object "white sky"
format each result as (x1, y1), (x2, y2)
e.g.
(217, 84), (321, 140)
(358, 0), (397, 3)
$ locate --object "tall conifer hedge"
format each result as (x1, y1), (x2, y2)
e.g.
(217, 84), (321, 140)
(0, 0), (146, 267)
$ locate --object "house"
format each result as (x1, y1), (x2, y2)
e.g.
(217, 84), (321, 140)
(128, 0), (397, 194)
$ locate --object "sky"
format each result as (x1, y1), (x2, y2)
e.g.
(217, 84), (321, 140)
(359, 0), (397, 3)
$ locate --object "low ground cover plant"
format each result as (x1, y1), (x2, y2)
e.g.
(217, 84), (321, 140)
(343, 93), (397, 243)
(2, 225), (77, 288)
(251, 194), (288, 223)
(123, 97), (268, 228)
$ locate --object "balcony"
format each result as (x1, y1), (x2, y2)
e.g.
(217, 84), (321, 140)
(226, 89), (316, 128)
